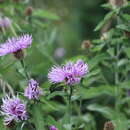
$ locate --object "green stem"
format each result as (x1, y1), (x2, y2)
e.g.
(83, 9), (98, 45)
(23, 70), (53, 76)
(39, 99), (58, 111)
(1, 27), (6, 36)
(79, 99), (82, 117)
(67, 86), (73, 129)
(41, 49), (58, 65)
(69, 86), (73, 105)
(115, 15), (121, 112)
(10, 24), (17, 37)
(20, 59), (30, 80)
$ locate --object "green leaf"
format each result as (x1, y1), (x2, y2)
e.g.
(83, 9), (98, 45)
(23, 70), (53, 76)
(33, 9), (60, 20)
(81, 85), (115, 99)
(124, 48), (130, 58)
(94, 11), (115, 31)
(87, 104), (115, 119)
(122, 14), (130, 21)
(32, 104), (45, 130)
(46, 116), (62, 129)
(101, 3), (112, 9)
(87, 104), (128, 130)
(116, 24), (130, 31)
(107, 48), (115, 57)
(47, 91), (67, 100)
(117, 59), (128, 67)
(91, 44), (105, 52)
(0, 119), (6, 130)
(88, 53), (109, 69)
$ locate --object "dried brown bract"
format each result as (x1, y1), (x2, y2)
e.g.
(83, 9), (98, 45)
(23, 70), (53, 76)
(25, 6), (33, 16)
(81, 40), (92, 50)
(104, 121), (115, 130)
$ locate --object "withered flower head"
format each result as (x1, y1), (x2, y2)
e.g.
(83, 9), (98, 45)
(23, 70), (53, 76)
(81, 40), (92, 50)
(25, 6), (33, 16)
(109, 0), (127, 8)
(104, 121), (115, 130)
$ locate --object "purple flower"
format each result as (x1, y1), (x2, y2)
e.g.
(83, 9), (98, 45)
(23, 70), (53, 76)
(48, 59), (89, 85)
(127, 90), (130, 96)
(0, 34), (32, 56)
(24, 79), (43, 100)
(50, 125), (58, 130)
(1, 95), (28, 125)
(48, 66), (65, 83)
(0, 17), (11, 28)
(54, 48), (66, 58)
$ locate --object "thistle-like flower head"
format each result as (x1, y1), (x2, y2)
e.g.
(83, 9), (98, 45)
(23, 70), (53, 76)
(1, 95), (28, 125)
(0, 34), (32, 56)
(48, 59), (89, 85)
(24, 79), (43, 100)
(50, 125), (58, 130)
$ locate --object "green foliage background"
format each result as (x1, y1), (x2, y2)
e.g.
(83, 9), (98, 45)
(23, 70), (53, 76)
(0, 0), (130, 130)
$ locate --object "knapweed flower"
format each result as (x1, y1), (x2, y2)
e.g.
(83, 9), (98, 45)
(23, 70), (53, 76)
(1, 95), (28, 125)
(24, 79), (43, 100)
(50, 125), (58, 130)
(54, 48), (66, 58)
(48, 59), (89, 85)
(0, 17), (11, 28)
(0, 34), (32, 58)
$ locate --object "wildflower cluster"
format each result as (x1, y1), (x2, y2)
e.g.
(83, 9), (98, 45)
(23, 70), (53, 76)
(0, 32), (88, 129)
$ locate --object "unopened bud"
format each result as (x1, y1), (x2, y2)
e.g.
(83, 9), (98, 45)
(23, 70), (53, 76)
(25, 6), (33, 16)
(81, 40), (92, 50)
(109, 0), (127, 8)
(124, 31), (130, 38)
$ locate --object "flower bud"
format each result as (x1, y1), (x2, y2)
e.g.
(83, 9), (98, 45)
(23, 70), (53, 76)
(124, 31), (130, 38)
(25, 6), (33, 16)
(109, 0), (127, 8)
(104, 121), (115, 130)
(81, 40), (92, 50)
